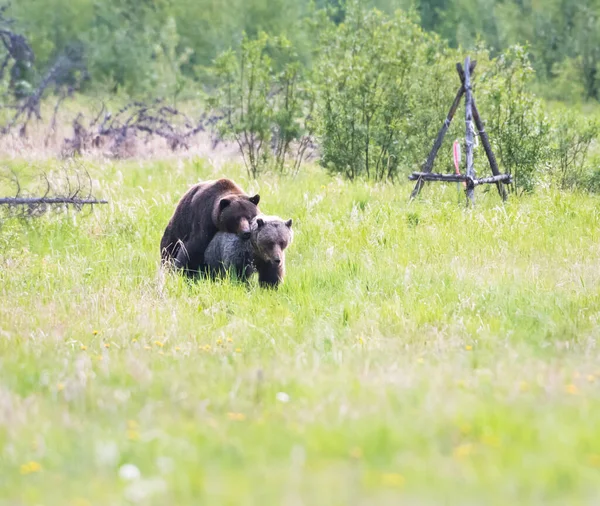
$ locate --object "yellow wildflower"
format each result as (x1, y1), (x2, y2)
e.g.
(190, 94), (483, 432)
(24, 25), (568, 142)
(588, 455), (600, 467)
(57, 383), (65, 391)
(71, 498), (92, 506)
(566, 384), (579, 395)
(481, 435), (500, 447)
(80, 345), (87, 351)
(227, 338), (233, 343)
(459, 423), (471, 435)
(126, 422), (139, 440)
(228, 412), (246, 421)
(453, 443), (473, 459)
(235, 348), (241, 353)
(20, 461), (42, 474)
(465, 345), (472, 351)
(92, 330), (99, 335)
(381, 473), (405, 487)
(349, 447), (362, 459)
(154, 341), (164, 347)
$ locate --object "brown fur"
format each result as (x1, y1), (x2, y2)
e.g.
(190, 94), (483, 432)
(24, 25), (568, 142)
(251, 216), (293, 288)
(160, 178), (260, 276)
(203, 215), (293, 288)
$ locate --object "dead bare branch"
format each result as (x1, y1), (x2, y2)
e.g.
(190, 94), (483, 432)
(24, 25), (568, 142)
(0, 163), (108, 218)
(61, 99), (208, 158)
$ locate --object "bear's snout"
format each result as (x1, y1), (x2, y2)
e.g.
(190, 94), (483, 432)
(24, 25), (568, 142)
(241, 231), (252, 240)
(273, 257), (281, 265)
(237, 218), (251, 235)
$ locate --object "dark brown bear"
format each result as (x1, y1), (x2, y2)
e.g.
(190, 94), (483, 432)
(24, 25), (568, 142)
(160, 178), (260, 276)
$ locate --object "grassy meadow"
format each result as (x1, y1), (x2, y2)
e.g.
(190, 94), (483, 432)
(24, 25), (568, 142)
(2, 157), (600, 505)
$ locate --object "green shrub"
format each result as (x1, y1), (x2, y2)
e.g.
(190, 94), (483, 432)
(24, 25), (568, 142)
(547, 108), (600, 190)
(210, 33), (314, 177)
(477, 46), (552, 193)
(210, 33), (274, 177)
(314, 1), (458, 181)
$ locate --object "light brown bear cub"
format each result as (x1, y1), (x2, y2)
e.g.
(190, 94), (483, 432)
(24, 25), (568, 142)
(204, 215), (293, 288)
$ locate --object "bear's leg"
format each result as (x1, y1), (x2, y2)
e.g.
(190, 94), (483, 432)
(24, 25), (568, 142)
(159, 229), (177, 264)
(257, 263), (283, 288)
(173, 241), (198, 276)
(174, 237), (213, 278)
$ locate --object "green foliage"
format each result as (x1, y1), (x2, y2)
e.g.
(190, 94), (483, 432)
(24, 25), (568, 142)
(416, 0), (600, 102)
(272, 58), (316, 174)
(548, 108), (600, 190)
(6, 0), (600, 103)
(9, 0), (313, 96)
(205, 7), (596, 193)
(210, 33), (314, 177)
(311, 6), (565, 191)
(4, 0), (600, 192)
(210, 33), (274, 177)
(478, 46), (552, 193)
(315, 2), (457, 181)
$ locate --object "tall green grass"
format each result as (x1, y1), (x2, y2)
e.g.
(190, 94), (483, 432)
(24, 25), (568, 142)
(1, 158), (600, 505)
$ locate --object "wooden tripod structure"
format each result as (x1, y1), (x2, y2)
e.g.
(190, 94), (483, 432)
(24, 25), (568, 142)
(409, 57), (512, 204)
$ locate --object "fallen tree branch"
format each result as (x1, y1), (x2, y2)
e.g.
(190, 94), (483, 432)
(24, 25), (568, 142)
(0, 163), (107, 218)
(0, 197), (107, 205)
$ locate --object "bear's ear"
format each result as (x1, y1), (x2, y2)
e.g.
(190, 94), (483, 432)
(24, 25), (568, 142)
(249, 194), (260, 205)
(285, 218), (292, 228)
(219, 198), (231, 211)
(256, 218), (265, 228)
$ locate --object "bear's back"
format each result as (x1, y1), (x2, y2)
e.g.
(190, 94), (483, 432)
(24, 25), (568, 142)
(205, 232), (253, 276)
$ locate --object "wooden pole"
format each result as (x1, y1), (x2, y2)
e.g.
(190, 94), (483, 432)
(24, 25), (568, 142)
(472, 101), (507, 200)
(410, 61), (476, 200)
(457, 64), (507, 201)
(463, 56), (475, 206)
(410, 87), (463, 199)
(408, 172), (512, 185)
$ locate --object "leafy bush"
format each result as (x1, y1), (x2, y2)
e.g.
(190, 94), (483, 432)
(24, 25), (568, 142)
(211, 33), (272, 177)
(547, 108), (600, 190)
(210, 33), (314, 177)
(477, 46), (552, 193)
(314, 1), (458, 181)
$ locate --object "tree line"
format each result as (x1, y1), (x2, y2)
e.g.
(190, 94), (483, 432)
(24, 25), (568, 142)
(6, 0), (600, 101)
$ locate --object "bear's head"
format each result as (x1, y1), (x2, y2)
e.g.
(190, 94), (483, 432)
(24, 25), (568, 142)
(217, 194), (260, 239)
(251, 216), (293, 266)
